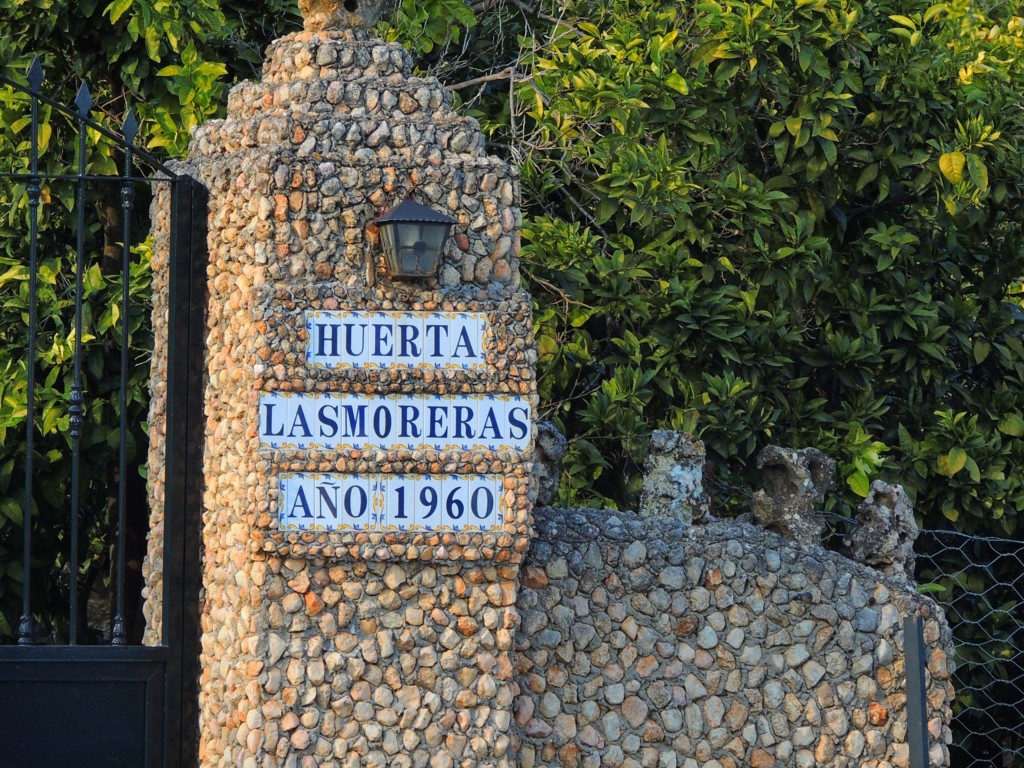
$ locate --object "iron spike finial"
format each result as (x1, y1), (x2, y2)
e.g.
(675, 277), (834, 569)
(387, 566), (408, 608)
(111, 615), (126, 645)
(27, 56), (43, 92)
(122, 109), (139, 144)
(75, 82), (93, 118)
(17, 613), (33, 645)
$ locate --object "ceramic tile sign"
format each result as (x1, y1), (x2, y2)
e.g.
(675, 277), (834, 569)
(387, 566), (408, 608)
(259, 392), (531, 452)
(278, 472), (505, 532)
(306, 310), (488, 369)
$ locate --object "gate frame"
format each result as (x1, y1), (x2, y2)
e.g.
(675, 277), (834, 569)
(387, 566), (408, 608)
(0, 63), (207, 768)
(161, 174), (208, 768)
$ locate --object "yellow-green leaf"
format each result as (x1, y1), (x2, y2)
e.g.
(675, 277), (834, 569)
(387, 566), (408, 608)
(965, 457), (981, 482)
(105, 0), (133, 23)
(889, 14), (917, 29)
(848, 471), (870, 497)
(936, 447), (968, 477)
(665, 73), (689, 95)
(924, 3), (947, 23)
(939, 151), (966, 183)
(966, 154), (988, 191)
(998, 413), (1024, 437)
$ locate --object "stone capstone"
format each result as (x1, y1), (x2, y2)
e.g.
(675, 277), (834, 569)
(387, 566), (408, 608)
(298, 0), (396, 31)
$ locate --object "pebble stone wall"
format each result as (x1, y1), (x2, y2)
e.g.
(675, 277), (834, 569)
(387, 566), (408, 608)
(514, 508), (954, 768)
(143, 24), (537, 768)
(142, 178), (174, 646)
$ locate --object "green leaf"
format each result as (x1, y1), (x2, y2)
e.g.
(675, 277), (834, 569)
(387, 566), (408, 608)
(966, 154), (988, 191)
(855, 163), (878, 192)
(798, 46), (812, 72)
(965, 457), (981, 482)
(848, 471), (870, 497)
(0, 498), (21, 525)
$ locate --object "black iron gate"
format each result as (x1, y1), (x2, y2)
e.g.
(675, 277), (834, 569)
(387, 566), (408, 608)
(0, 59), (205, 768)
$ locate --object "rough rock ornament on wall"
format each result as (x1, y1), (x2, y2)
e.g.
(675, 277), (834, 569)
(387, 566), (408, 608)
(843, 480), (919, 584)
(533, 421), (567, 507)
(638, 430), (712, 525)
(750, 445), (836, 547)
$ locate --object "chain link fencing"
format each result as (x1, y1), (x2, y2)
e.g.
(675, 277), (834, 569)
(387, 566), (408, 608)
(916, 530), (1024, 768)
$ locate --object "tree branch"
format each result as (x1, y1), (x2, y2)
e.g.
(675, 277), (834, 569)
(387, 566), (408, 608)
(449, 68), (516, 91)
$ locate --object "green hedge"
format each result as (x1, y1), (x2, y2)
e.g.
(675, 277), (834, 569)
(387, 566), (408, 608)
(390, 0), (1024, 532)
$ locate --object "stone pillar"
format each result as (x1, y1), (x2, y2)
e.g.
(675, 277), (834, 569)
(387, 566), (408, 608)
(143, 6), (536, 766)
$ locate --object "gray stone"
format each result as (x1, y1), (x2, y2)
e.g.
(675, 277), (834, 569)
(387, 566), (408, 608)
(534, 421), (568, 507)
(639, 431), (712, 524)
(660, 566), (687, 590)
(622, 541), (648, 568)
(697, 625), (718, 650)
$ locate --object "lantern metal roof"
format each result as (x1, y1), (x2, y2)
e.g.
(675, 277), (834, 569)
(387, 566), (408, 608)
(374, 198), (456, 225)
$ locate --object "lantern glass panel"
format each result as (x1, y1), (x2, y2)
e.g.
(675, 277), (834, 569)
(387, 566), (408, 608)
(379, 222), (397, 267)
(420, 221), (449, 254)
(384, 221), (450, 277)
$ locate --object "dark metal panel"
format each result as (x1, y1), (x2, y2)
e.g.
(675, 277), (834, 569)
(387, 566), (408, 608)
(0, 647), (167, 768)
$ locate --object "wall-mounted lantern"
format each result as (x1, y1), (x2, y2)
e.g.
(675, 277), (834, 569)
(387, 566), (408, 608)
(374, 199), (456, 279)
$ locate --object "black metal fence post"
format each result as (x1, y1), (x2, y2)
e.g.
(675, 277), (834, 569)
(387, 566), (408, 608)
(16, 57), (44, 646)
(905, 614), (930, 768)
(162, 173), (207, 768)
(68, 80), (93, 646)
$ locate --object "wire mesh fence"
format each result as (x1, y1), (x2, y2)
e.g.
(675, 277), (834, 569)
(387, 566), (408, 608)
(916, 530), (1024, 768)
